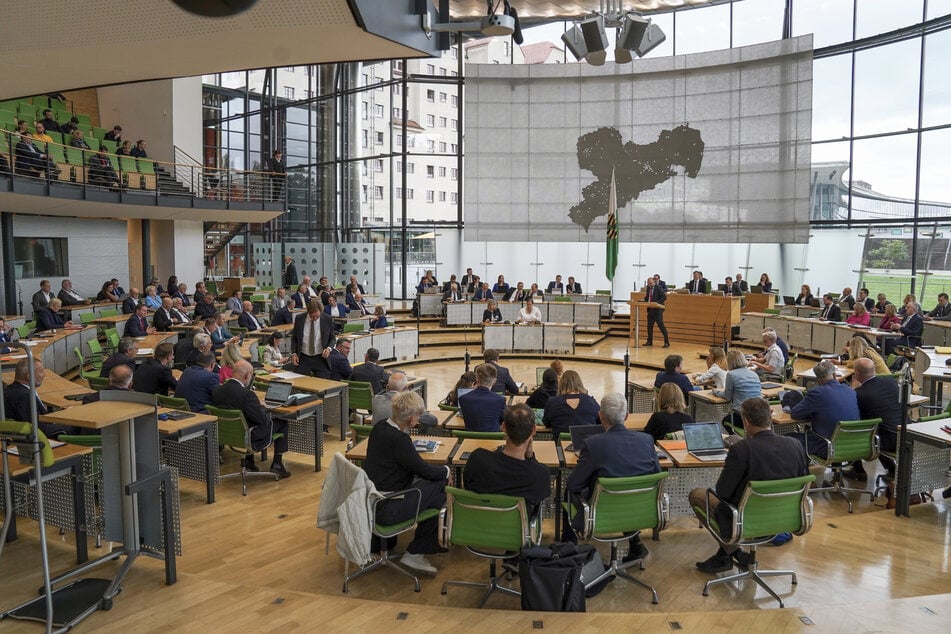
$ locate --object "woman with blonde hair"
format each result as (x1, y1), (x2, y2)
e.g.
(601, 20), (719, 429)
(542, 369), (600, 435)
(369, 304), (388, 329)
(714, 349), (762, 430)
(644, 383), (695, 440)
(794, 284), (814, 306)
(691, 346), (727, 390)
(877, 302), (901, 330)
(218, 341), (243, 382)
(846, 303), (870, 326)
(836, 336), (889, 374)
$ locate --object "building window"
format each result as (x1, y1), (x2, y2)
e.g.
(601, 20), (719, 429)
(396, 187), (402, 197)
(449, 48), (457, 59)
(451, 95), (457, 106)
(396, 134), (403, 146)
(362, 130), (369, 148)
(450, 192), (458, 203)
(438, 166), (446, 177)
(426, 64), (435, 74)
(392, 107), (400, 118)
(439, 92), (447, 103)
(426, 165), (435, 178)
(361, 185), (368, 202)
(450, 143), (458, 153)
(374, 159), (383, 172)
(450, 70), (458, 77)
(284, 86), (295, 99)
(438, 141), (447, 152)
(361, 162), (368, 176)
(361, 102), (368, 120)
(426, 190), (435, 203)
(362, 73), (369, 86)
(376, 131), (384, 145)
(439, 116), (447, 128)
(407, 137), (415, 149)
(428, 140), (436, 152)
(426, 114), (435, 126)
(305, 66), (314, 76)
(396, 162), (402, 173)
(450, 167), (458, 180)
(426, 89), (435, 102)
(407, 163), (415, 174)
(439, 67), (447, 77)
(439, 191), (447, 202)
(374, 186), (383, 199)
(450, 119), (457, 130)
(305, 90), (313, 99)
(407, 188), (414, 199)
(393, 60), (403, 71)
(392, 84), (401, 95)
(375, 104), (384, 117)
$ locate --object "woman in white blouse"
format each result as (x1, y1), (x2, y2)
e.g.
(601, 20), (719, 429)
(518, 299), (543, 324)
(690, 346), (727, 390)
(261, 331), (288, 367)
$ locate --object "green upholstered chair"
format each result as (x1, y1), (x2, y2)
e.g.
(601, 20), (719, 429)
(86, 375), (109, 390)
(343, 380), (373, 424)
(346, 423), (374, 451)
(694, 474), (815, 608)
(73, 346), (97, 380)
(157, 395), (190, 412)
(342, 322), (364, 333)
(86, 338), (105, 368)
(807, 418), (880, 513)
(563, 472), (669, 604)
(205, 405), (281, 496)
(438, 486), (540, 608)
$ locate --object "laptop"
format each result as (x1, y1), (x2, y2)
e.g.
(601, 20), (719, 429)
(783, 295), (796, 305)
(683, 422), (729, 462)
(565, 424), (605, 454)
(456, 387), (474, 400)
(750, 285), (763, 293)
(262, 381), (294, 410)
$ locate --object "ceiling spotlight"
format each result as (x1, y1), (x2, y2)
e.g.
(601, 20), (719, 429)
(481, 13), (516, 36)
(565, 6), (667, 65)
(421, 1), (516, 38)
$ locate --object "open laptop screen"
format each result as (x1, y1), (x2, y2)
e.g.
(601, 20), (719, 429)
(265, 381), (293, 404)
(682, 422), (725, 452)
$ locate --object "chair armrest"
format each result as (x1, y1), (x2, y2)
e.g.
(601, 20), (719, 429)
(806, 431), (832, 466)
(373, 487), (423, 522)
(703, 488), (741, 547)
(437, 506), (449, 549)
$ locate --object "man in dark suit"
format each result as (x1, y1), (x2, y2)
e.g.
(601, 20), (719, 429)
(458, 363), (506, 432)
(818, 294), (842, 321)
(152, 297), (176, 331)
(733, 273), (749, 294)
(237, 300), (264, 331)
(460, 268), (475, 289)
(282, 256), (298, 288)
(328, 338), (353, 381)
(15, 132), (57, 178)
(790, 360), (860, 459)
(924, 292), (951, 321)
(125, 302), (156, 337)
(442, 281), (463, 303)
(133, 342), (178, 396)
(4, 359), (71, 438)
(565, 392), (658, 559)
(100, 337), (138, 378)
(122, 288), (140, 314)
(484, 348), (519, 395)
(186, 333), (216, 369)
(290, 284), (310, 310)
(291, 300), (335, 378)
(857, 288), (875, 312)
(347, 291), (372, 316)
(207, 315), (235, 349)
(271, 304), (294, 326)
(687, 270), (708, 294)
(651, 274), (668, 292)
(566, 276), (582, 294)
(212, 360), (291, 476)
(264, 149), (286, 201)
(690, 397), (808, 573)
(839, 287), (856, 310)
(364, 391), (450, 573)
(57, 279), (88, 306)
(174, 351), (220, 413)
(173, 328), (200, 368)
(547, 275), (564, 293)
(641, 276), (669, 348)
(350, 347), (388, 394)
(82, 364), (134, 404)
(193, 293), (218, 321)
(31, 279), (55, 315)
(885, 302), (924, 354)
(503, 282), (525, 302)
(851, 358), (901, 480)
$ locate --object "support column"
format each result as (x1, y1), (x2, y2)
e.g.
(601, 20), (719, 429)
(142, 219), (152, 283)
(1, 212), (15, 314)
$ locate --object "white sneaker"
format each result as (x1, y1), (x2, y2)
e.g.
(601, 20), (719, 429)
(400, 552), (437, 574)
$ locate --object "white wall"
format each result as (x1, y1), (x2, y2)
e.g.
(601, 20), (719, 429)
(171, 77), (203, 166)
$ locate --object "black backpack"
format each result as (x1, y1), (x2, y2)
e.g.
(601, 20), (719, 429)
(518, 543), (595, 612)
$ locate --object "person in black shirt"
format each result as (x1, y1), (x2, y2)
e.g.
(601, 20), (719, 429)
(644, 383), (695, 441)
(464, 403), (552, 518)
(133, 342), (178, 396)
(526, 368), (557, 410)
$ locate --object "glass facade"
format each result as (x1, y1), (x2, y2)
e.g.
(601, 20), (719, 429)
(201, 0), (951, 299)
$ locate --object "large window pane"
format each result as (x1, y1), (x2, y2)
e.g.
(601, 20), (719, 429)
(856, 0), (924, 39)
(812, 54), (853, 141)
(927, 0), (951, 19)
(851, 133), (918, 221)
(674, 3), (730, 54)
(853, 39), (921, 136)
(792, 0), (854, 48)
(732, 0), (785, 47)
(811, 141), (850, 221)
(922, 29), (951, 127)
(919, 128), (951, 211)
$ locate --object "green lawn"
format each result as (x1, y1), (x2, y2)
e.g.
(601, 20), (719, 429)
(860, 273), (951, 303)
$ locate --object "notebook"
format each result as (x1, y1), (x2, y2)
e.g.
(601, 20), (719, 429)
(683, 422), (728, 462)
(565, 424), (604, 454)
(263, 381), (293, 409)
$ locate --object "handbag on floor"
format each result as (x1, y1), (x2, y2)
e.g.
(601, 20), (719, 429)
(518, 542), (595, 612)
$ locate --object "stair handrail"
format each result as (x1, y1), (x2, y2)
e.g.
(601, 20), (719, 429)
(172, 145), (202, 196)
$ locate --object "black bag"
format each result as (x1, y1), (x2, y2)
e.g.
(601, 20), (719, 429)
(780, 390), (804, 411)
(518, 543), (594, 612)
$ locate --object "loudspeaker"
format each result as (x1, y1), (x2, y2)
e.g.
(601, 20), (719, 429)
(578, 16), (608, 53)
(617, 14), (649, 50)
(634, 22), (666, 57)
(561, 26), (588, 61)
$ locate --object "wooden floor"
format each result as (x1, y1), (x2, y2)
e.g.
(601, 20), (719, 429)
(2, 337), (950, 632)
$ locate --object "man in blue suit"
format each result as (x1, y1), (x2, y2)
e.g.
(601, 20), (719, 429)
(884, 301), (924, 355)
(458, 363), (505, 432)
(484, 348), (519, 395)
(237, 300), (264, 331)
(327, 338), (353, 381)
(174, 352), (220, 413)
(790, 360), (859, 459)
(565, 392), (659, 561)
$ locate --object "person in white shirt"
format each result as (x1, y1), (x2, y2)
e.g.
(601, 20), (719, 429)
(518, 299), (543, 324)
(749, 330), (785, 377)
(170, 298), (191, 324)
(238, 300), (264, 331)
(690, 346), (728, 390)
(57, 279), (89, 306)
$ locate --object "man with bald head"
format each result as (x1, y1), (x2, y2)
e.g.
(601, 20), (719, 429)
(212, 360), (291, 477)
(82, 364), (134, 404)
(237, 300), (264, 331)
(850, 357), (901, 481)
(152, 296), (176, 331)
(122, 288), (140, 314)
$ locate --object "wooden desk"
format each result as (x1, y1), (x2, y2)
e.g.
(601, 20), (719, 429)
(2, 370), (95, 410)
(157, 409), (218, 504)
(91, 313), (135, 338)
(744, 293), (776, 313)
(629, 293), (740, 346)
(345, 435), (456, 465)
(253, 391), (325, 471)
(655, 439), (724, 518)
(905, 418), (951, 496)
(258, 372), (349, 441)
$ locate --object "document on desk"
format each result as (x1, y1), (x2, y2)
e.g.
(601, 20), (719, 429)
(19, 340), (41, 346)
(6, 440), (67, 455)
(271, 371), (307, 380)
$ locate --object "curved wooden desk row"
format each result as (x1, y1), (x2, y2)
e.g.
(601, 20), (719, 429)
(739, 312), (904, 354)
(445, 301), (602, 329)
(419, 292), (612, 318)
(481, 322), (577, 354)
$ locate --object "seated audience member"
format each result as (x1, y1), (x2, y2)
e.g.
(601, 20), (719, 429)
(748, 330), (785, 378)
(0, 317), (12, 352)
(125, 302), (157, 337)
(170, 297), (191, 324)
(542, 370), (600, 436)
(566, 276), (582, 294)
(104, 125), (123, 142)
(348, 291), (372, 316)
(856, 288), (874, 311)
(81, 364), (134, 404)
(36, 298), (76, 331)
(98, 280), (121, 302)
(193, 281), (208, 304)
(818, 293), (842, 321)
(834, 336), (889, 375)
(443, 281), (463, 304)
(100, 337), (138, 378)
(722, 276), (736, 295)
(873, 293), (891, 314)
(133, 342), (177, 396)
(713, 350), (763, 430)
(61, 116), (80, 136)
(122, 288), (140, 314)
(924, 293), (951, 321)
(877, 303), (901, 331)
(116, 140), (133, 156)
(209, 313), (236, 348)
(733, 273), (749, 294)
(173, 327), (199, 368)
(225, 290), (243, 315)
(369, 305), (389, 330)
(464, 403), (552, 518)
(350, 347), (388, 394)
(460, 268), (476, 289)
(517, 299), (542, 324)
(443, 371), (476, 408)
(846, 303), (871, 326)
(547, 275), (564, 292)
(790, 360), (859, 461)
(851, 358), (901, 481)
(170, 282), (189, 306)
(482, 299), (503, 324)
(484, 348), (519, 395)
(218, 342), (243, 383)
(794, 284), (814, 306)
(328, 338), (353, 381)
(271, 303), (294, 326)
(15, 132), (57, 177)
(175, 351), (220, 413)
(564, 392), (657, 559)
(884, 301), (924, 355)
(550, 359), (564, 379)
(757, 273), (773, 293)
(690, 346), (728, 390)
(370, 370), (436, 430)
(88, 149), (119, 187)
(472, 282), (493, 302)
(58, 279), (88, 306)
(768, 327), (790, 364)
(39, 109), (61, 133)
(143, 285), (162, 310)
(130, 139), (148, 159)
(5, 359), (72, 438)
(416, 270), (438, 293)
(212, 360), (291, 477)
(503, 282), (526, 302)
(492, 275), (510, 294)
(458, 363), (506, 432)
(70, 129), (91, 150)
(238, 301), (264, 331)
(291, 284), (310, 309)
(903, 293), (922, 314)
(526, 368), (558, 410)
(194, 293), (218, 320)
(347, 275), (366, 295)
(270, 287), (289, 315)
(644, 383), (694, 441)
(187, 333), (215, 368)
(365, 391), (450, 573)
(32, 122), (53, 145)
(528, 282), (544, 299)
(654, 354), (696, 402)
(323, 294), (349, 319)
(839, 287), (856, 310)
(152, 297), (177, 331)
(31, 279), (55, 314)
(261, 332), (289, 367)
(689, 397), (807, 574)
(687, 270), (708, 294)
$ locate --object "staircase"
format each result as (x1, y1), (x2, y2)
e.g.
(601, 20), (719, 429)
(154, 164), (192, 197)
(204, 221), (246, 261)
